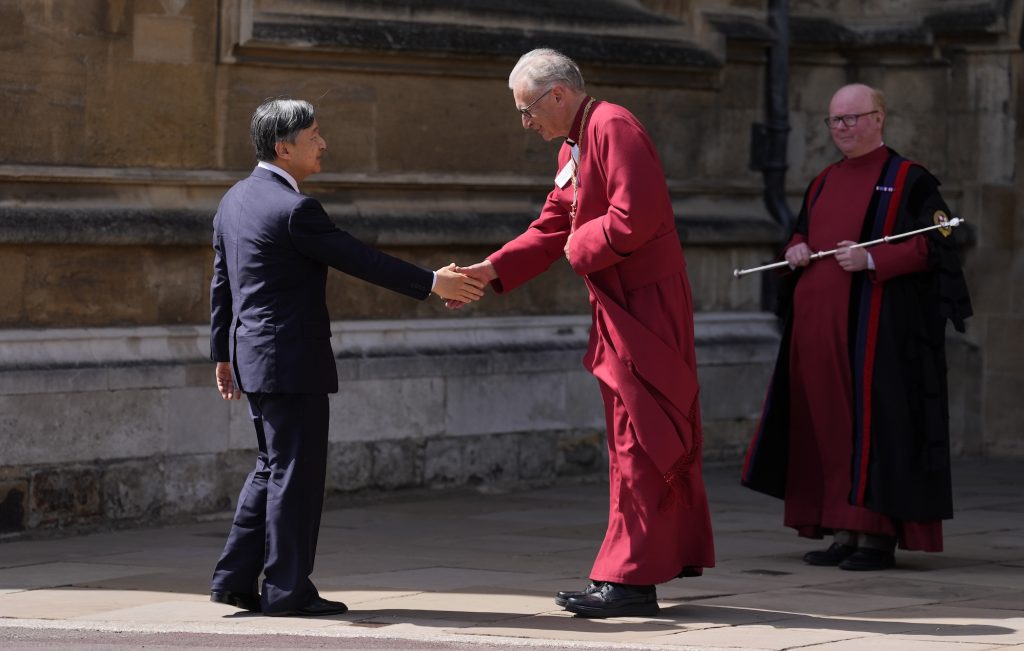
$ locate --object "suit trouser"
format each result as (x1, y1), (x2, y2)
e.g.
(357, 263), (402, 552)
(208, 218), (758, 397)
(211, 393), (329, 613)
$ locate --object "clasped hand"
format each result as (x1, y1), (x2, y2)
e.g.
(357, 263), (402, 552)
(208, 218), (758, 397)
(443, 260), (498, 309)
(785, 241), (868, 272)
(433, 263), (487, 304)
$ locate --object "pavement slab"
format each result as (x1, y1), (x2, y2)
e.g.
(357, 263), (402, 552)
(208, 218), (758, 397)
(0, 458), (1022, 650)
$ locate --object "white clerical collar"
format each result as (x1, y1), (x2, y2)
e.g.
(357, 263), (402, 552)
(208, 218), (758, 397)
(257, 161), (300, 193)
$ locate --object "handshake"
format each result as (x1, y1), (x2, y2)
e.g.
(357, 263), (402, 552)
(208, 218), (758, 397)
(431, 260), (498, 309)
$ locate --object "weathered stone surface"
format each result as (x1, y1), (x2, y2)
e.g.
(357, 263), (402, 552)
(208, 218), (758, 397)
(28, 467), (102, 529)
(160, 454), (230, 516)
(463, 433), (520, 485)
(556, 430), (608, 476)
(563, 371), (605, 431)
(327, 442), (373, 493)
(0, 391), (168, 466)
(165, 387), (231, 456)
(370, 439), (424, 490)
(330, 377), (445, 442)
(517, 431), (558, 480)
(446, 371), (568, 436)
(101, 460), (163, 522)
(423, 438), (467, 487)
(982, 371), (1024, 457)
(947, 334), (983, 456)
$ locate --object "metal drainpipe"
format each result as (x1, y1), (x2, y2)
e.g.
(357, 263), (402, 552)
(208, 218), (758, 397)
(760, 0), (795, 232)
(750, 0), (795, 310)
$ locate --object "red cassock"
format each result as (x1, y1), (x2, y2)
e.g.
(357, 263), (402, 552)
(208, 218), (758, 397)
(488, 99), (715, 584)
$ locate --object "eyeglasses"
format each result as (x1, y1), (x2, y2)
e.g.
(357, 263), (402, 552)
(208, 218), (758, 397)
(518, 88), (553, 119)
(824, 110), (879, 129)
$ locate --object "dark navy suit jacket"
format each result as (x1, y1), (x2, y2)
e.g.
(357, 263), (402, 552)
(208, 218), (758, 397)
(210, 166), (433, 394)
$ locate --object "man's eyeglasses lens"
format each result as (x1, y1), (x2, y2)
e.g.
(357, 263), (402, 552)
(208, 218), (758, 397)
(824, 110), (879, 129)
(519, 88), (553, 119)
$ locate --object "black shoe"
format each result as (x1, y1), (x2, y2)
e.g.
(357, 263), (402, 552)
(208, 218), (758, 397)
(803, 542), (857, 566)
(565, 582), (659, 618)
(838, 547), (895, 571)
(210, 590), (261, 613)
(555, 581), (603, 607)
(264, 596), (348, 617)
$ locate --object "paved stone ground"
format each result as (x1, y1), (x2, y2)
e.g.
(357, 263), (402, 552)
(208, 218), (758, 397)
(0, 459), (1022, 651)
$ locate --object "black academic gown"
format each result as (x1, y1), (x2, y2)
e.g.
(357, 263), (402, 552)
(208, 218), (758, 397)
(742, 150), (972, 523)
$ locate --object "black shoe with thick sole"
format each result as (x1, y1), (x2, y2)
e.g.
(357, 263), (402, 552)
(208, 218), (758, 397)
(210, 590), (261, 613)
(555, 581), (603, 607)
(838, 547), (895, 571)
(803, 542), (857, 566)
(264, 596), (348, 617)
(565, 582), (659, 618)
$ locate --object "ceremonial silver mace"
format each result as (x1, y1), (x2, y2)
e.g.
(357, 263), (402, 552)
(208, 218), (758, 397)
(732, 217), (965, 278)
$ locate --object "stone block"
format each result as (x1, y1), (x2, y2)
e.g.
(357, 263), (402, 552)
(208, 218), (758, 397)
(160, 454), (229, 516)
(106, 364), (187, 391)
(698, 360), (774, 421)
(0, 476), (28, 534)
(184, 363), (214, 388)
(132, 14), (194, 65)
(563, 371), (604, 429)
(85, 61), (217, 169)
(685, 247), (764, 312)
(330, 377), (444, 442)
(424, 438), (467, 487)
(165, 387), (231, 455)
(22, 245), (154, 327)
(142, 249), (214, 325)
(981, 372), (1024, 456)
(703, 419), (757, 461)
(353, 354), (451, 381)
(446, 371), (567, 436)
(486, 348), (583, 376)
(326, 441), (373, 493)
(217, 449), (260, 511)
(227, 398), (255, 451)
(28, 467), (102, 528)
(961, 248), (1012, 316)
(0, 389), (166, 466)
(517, 431), (558, 480)
(370, 439), (424, 490)
(556, 430), (607, 476)
(463, 433), (520, 485)
(977, 183), (1018, 250)
(984, 316), (1024, 376)
(946, 334), (983, 456)
(0, 368), (99, 397)
(0, 247), (26, 326)
(102, 460), (163, 522)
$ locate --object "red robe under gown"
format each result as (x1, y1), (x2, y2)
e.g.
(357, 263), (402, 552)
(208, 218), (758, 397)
(488, 98), (715, 584)
(783, 144), (942, 551)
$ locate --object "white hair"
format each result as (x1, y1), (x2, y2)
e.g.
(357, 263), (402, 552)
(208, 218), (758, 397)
(508, 48), (585, 93)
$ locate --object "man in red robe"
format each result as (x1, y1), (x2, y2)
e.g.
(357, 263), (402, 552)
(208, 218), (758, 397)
(453, 48), (715, 617)
(742, 84), (971, 571)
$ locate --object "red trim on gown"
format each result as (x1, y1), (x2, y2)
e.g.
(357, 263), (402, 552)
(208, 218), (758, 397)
(784, 145), (942, 552)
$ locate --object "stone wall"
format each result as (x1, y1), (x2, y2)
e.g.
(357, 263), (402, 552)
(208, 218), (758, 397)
(0, 0), (1020, 535)
(0, 314), (779, 536)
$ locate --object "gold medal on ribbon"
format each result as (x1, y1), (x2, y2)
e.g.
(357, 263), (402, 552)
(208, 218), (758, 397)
(933, 210), (952, 237)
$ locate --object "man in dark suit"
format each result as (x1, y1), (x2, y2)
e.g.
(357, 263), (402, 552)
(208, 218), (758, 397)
(208, 97), (484, 617)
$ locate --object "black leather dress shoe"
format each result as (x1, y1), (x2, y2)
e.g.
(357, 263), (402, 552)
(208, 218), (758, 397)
(555, 581), (603, 607)
(210, 590), (261, 613)
(264, 596), (348, 617)
(565, 582), (659, 618)
(838, 547), (895, 571)
(803, 542), (857, 566)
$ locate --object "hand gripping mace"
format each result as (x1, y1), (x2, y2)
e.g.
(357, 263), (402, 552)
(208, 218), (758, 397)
(732, 217), (965, 278)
